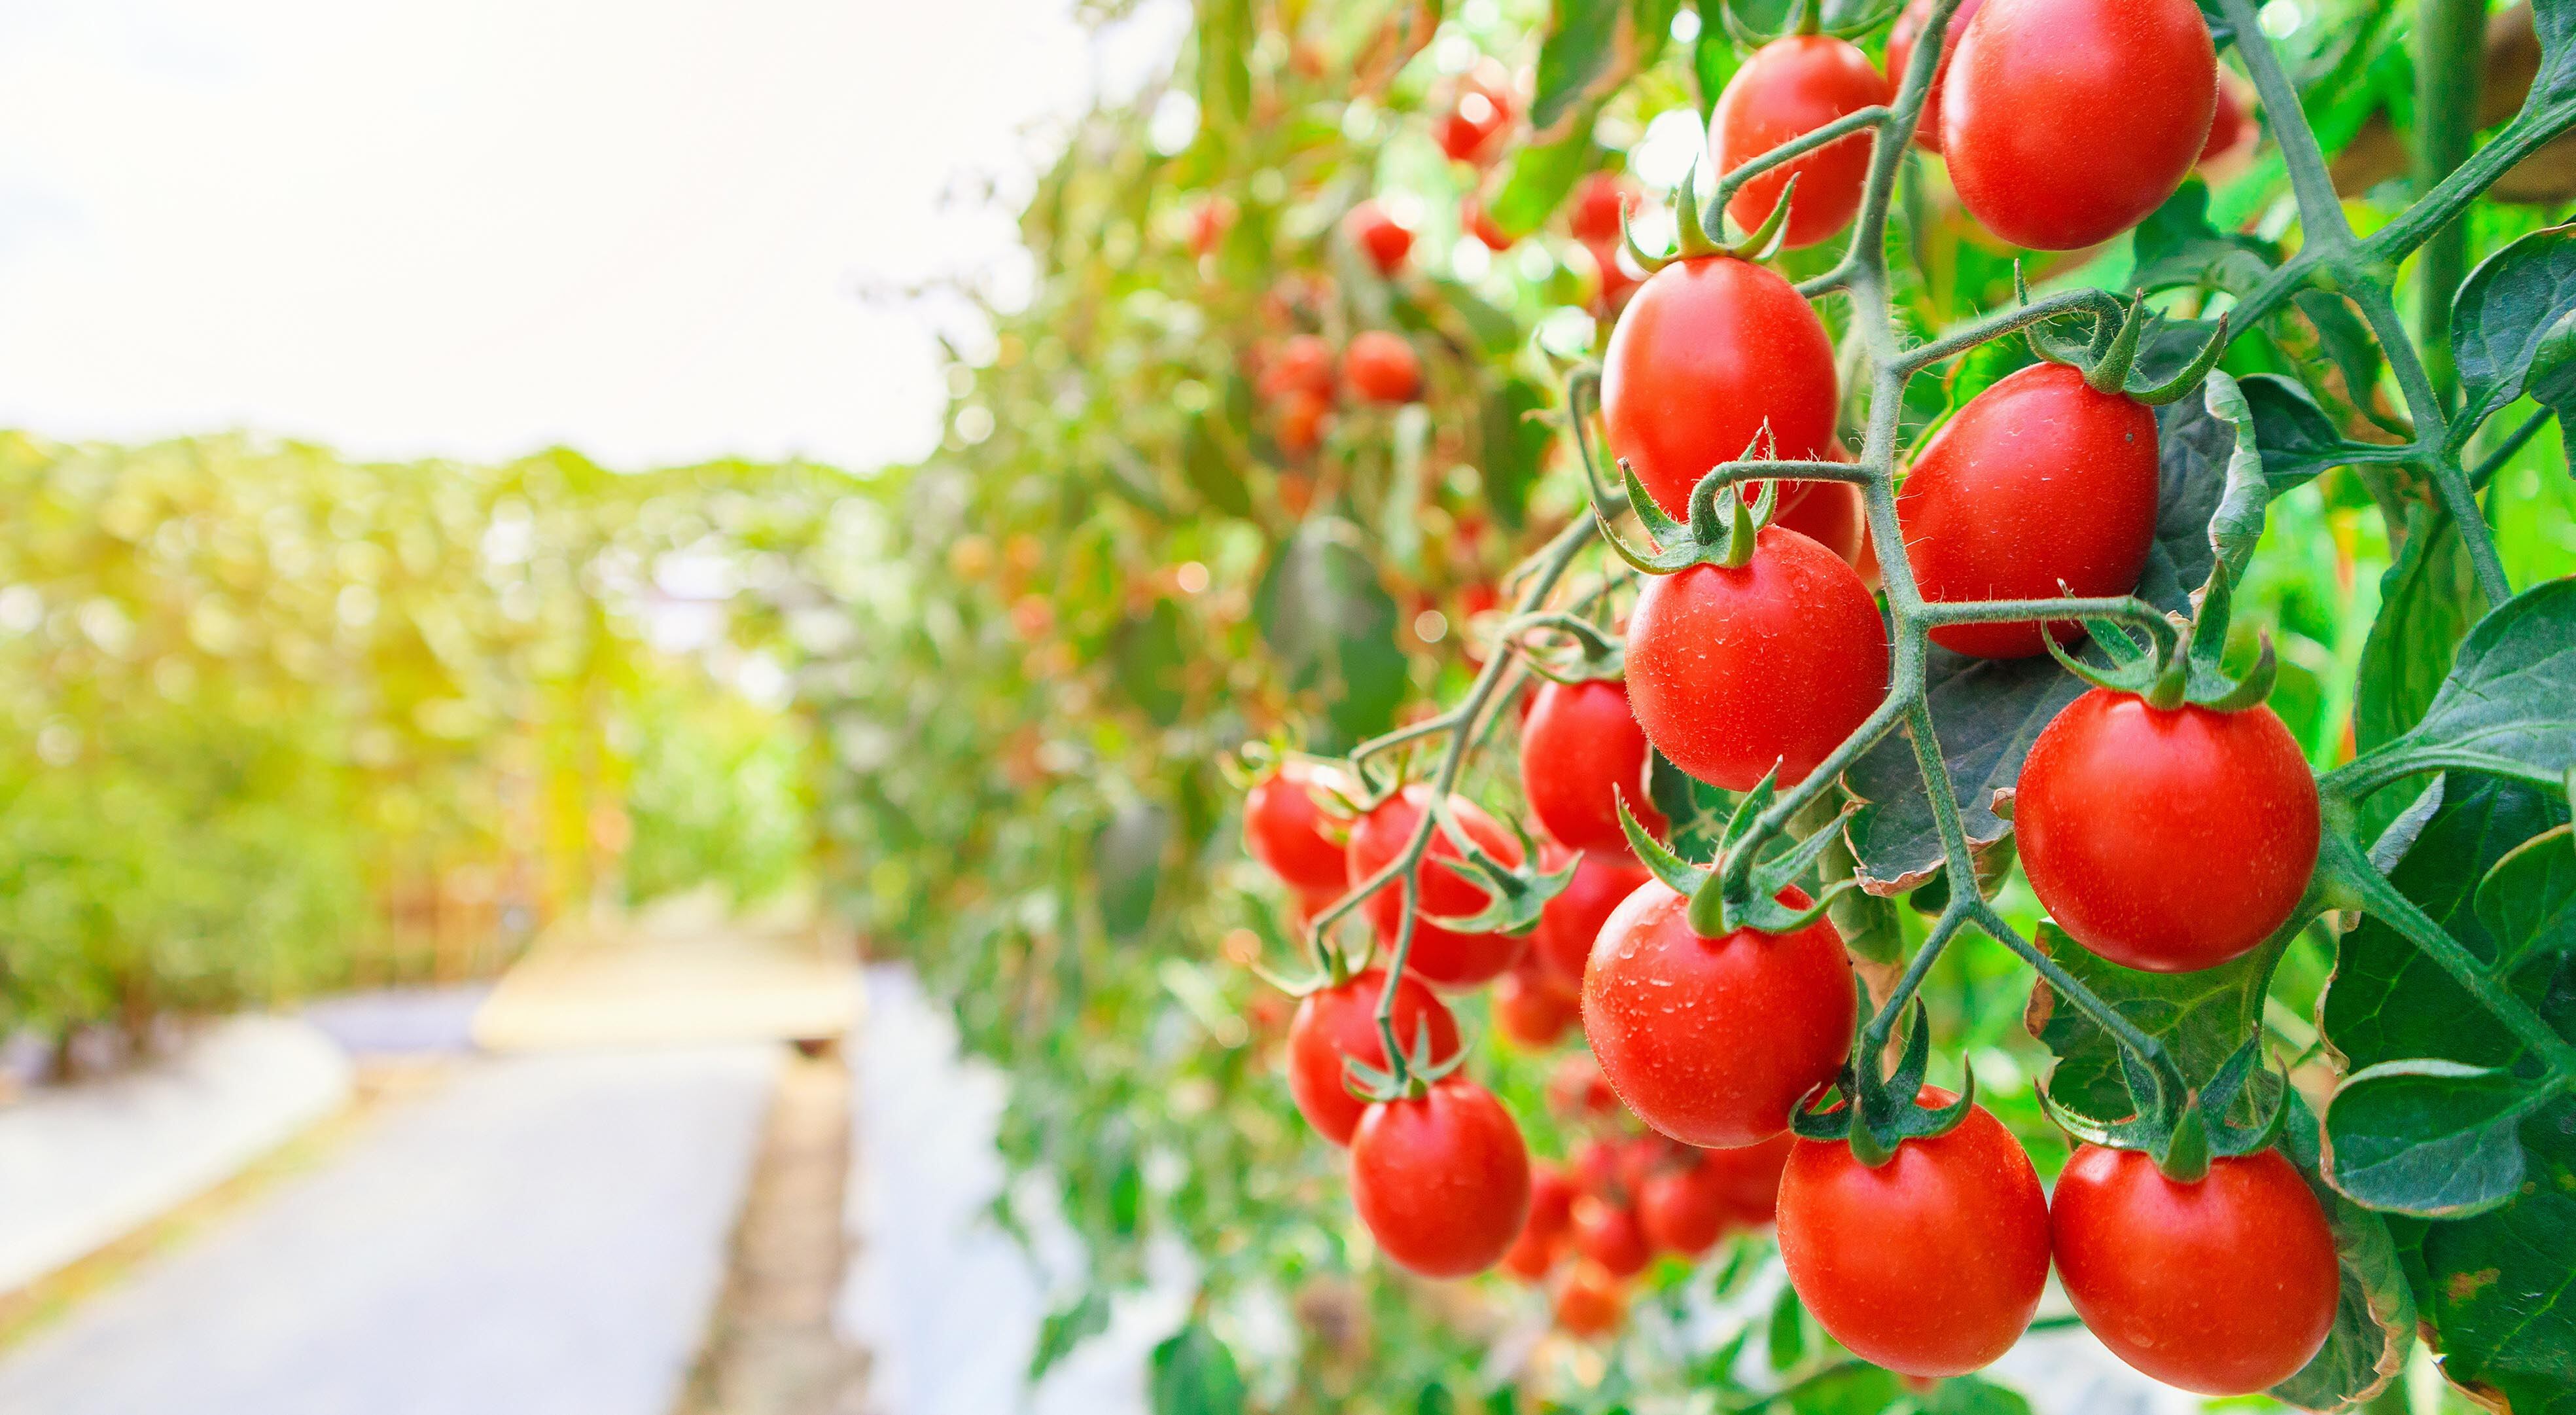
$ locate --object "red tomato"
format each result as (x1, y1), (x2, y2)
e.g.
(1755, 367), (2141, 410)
(1347, 786), (1528, 990)
(1587, 238), (1643, 317)
(2200, 71), (2254, 168)
(1713, 35), (1893, 249)
(1435, 61), (1516, 166)
(1244, 761), (1352, 897)
(1568, 171), (1638, 245)
(1275, 390), (1330, 457)
(1343, 331), (1422, 404)
(1571, 1196), (1652, 1278)
(1346, 198), (1416, 276)
(1351, 1076), (1533, 1278)
(1550, 1055), (1623, 1122)
(1460, 193), (1514, 251)
(1494, 965), (1581, 1048)
(1883, 0), (1989, 152)
(1530, 844), (1653, 990)
(1625, 526), (1888, 791)
(2017, 690), (2321, 971)
(1528, 1160), (1579, 1238)
(1600, 255), (1840, 523)
(1897, 362), (2159, 659)
(1768, 479), (1868, 569)
(1570, 1136), (1627, 1200)
(1190, 194), (1237, 259)
(1943, 0), (2217, 250)
(1776, 1092), (2051, 1378)
(1582, 880), (1856, 1147)
(1521, 677), (1665, 855)
(2051, 1145), (2339, 1395)
(1554, 1261), (1628, 1336)
(1501, 1223), (1561, 1281)
(1287, 969), (1461, 1146)
(1637, 1159), (1735, 1256)
(1262, 334), (1337, 402)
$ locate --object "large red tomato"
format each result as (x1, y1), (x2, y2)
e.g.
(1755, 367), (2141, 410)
(1713, 35), (1893, 249)
(1530, 844), (1652, 988)
(1883, 0), (1989, 152)
(1522, 677), (1664, 855)
(1776, 1092), (2051, 1378)
(1570, 1195), (1652, 1278)
(2051, 1145), (2339, 1395)
(1942, 0), (2217, 250)
(1625, 526), (1888, 791)
(1344, 331), (1422, 404)
(1600, 256), (1840, 522)
(1897, 362), (2159, 659)
(1492, 964), (1581, 1048)
(1244, 761), (1352, 897)
(1581, 880), (1855, 1147)
(1287, 969), (1460, 1146)
(2017, 690), (2321, 971)
(1345, 198), (1416, 276)
(1347, 786), (1528, 990)
(1350, 1076), (1532, 1278)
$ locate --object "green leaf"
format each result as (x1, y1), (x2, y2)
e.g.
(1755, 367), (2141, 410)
(1648, 747), (1737, 863)
(1530, 0), (1630, 132)
(2023, 922), (2282, 1124)
(1477, 378), (1550, 529)
(1693, 10), (1740, 119)
(1921, 1376), (2034, 1415)
(1180, 411), (1252, 518)
(2354, 505), (2486, 761)
(2136, 372), (2254, 611)
(2478, 824), (2576, 973)
(1385, 405), (1431, 577)
(1253, 518), (1408, 749)
(1150, 1322), (1248, 1415)
(2271, 1090), (2417, 1412)
(2374, 575), (2576, 791)
(2412, 1108), (2576, 1414)
(2322, 774), (2570, 1073)
(1113, 598), (1190, 726)
(2129, 181), (2272, 294)
(2450, 224), (2576, 441)
(2532, 0), (2576, 108)
(2239, 372), (2357, 491)
(1780, 1363), (1905, 1415)
(2291, 289), (2389, 417)
(1031, 1291), (1112, 1380)
(2193, 372), (2274, 588)
(1489, 120), (1601, 236)
(1094, 799), (1169, 939)
(2324, 1060), (2535, 1217)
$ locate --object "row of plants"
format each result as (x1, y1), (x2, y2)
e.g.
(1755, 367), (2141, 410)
(771, 0), (2576, 1410)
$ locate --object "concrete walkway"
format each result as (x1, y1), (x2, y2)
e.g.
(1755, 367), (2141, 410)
(0, 1046), (777, 1415)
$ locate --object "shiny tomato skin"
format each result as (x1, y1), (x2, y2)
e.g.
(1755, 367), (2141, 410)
(1531, 845), (1653, 990)
(1637, 1160), (1734, 1256)
(1766, 478), (1868, 569)
(1776, 1092), (2051, 1378)
(1351, 1077), (1533, 1278)
(1582, 880), (1856, 1147)
(1348, 786), (1528, 990)
(1884, 0), (1989, 151)
(1625, 526), (1889, 791)
(1554, 1262), (1627, 1336)
(1493, 965), (1581, 1048)
(1287, 969), (1460, 1146)
(2051, 1145), (2339, 1395)
(1523, 677), (1665, 855)
(1345, 198), (1416, 276)
(1344, 331), (1422, 404)
(1600, 256), (1839, 523)
(1943, 0), (2216, 251)
(1244, 761), (1352, 897)
(1897, 362), (2160, 659)
(1568, 171), (1638, 245)
(1571, 1196), (1652, 1278)
(2017, 690), (2321, 972)
(1714, 36), (1893, 249)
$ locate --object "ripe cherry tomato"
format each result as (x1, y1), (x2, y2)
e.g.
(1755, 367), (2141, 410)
(1897, 362), (2159, 659)
(1587, 238), (1643, 317)
(1570, 1195), (1652, 1278)
(1568, 171), (1638, 245)
(1550, 1054), (1623, 1122)
(1261, 334), (1337, 403)
(1494, 965), (1581, 1048)
(1528, 1160), (1578, 1236)
(2017, 690), (2321, 971)
(2052, 1144), (2339, 1395)
(1582, 880), (1855, 1147)
(1570, 1136), (1627, 1200)
(1554, 1261), (1627, 1336)
(1600, 256), (1840, 523)
(1522, 677), (1664, 855)
(1530, 844), (1652, 989)
(1287, 969), (1460, 1146)
(1943, 0), (2217, 250)
(1434, 60), (1516, 166)
(1347, 786), (1528, 990)
(1275, 390), (1329, 457)
(1625, 526), (1888, 791)
(1244, 761), (1352, 897)
(1713, 35), (1893, 249)
(1768, 478), (1868, 571)
(1883, 0), (1988, 152)
(1346, 198), (1416, 276)
(1776, 1092), (2051, 1378)
(1501, 1223), (1561, 1280)
(1460, 193), (1514, 252)
(1637, 1157), (1735, 1256)
(1190, 195), (1237, 260)
(1343, 331), (1422, 404)
(1351, 1076), (1532, 1278)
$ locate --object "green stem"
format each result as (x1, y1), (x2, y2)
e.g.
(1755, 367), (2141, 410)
(2414, 0), (2486, 404)
(1896, 289), (2126, 374)
(2468, 404), (2556, 490)
(2215, 0), (2355, 247)
(2346, 281), (2513, 606)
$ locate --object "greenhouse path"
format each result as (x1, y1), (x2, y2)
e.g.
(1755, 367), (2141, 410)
(0, 1045), (775, 1415)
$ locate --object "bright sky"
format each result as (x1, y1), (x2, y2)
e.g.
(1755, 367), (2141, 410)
(0, 0), (1187, 472)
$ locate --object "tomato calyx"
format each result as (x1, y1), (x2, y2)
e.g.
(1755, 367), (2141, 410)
(1415, 801), (1579, 937)
(1503, 609), (1625, 685)
(2038, 1034), (2290, 1183)
(2026, 282), (2231, 407)
(1623, 164), (1799, 278)
(1715, 0), (1884, 43)
(1596, 450), (1801, 575)
(1341, 1012), (1471, 1103)
(1613, 768), (1858, 940)
(1788, 994), (1974, 1168)
(2043, 563), (2280, 715)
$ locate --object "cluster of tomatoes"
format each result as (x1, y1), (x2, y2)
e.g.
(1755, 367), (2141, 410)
(1231, 0), (2352, 1397)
